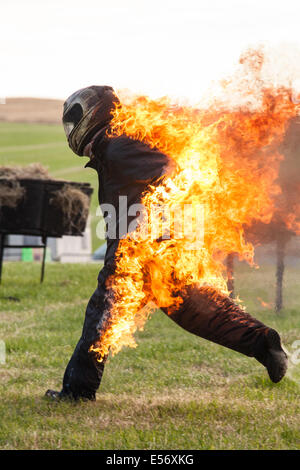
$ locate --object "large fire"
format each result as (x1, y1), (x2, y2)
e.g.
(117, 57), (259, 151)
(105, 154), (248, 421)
(90, 49), (300, 361)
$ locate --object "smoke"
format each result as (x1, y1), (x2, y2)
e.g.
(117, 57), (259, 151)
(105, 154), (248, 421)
(201, 43), (300, 112)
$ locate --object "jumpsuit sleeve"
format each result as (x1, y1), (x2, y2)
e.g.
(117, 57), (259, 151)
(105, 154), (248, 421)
(104, 135), (177, 184)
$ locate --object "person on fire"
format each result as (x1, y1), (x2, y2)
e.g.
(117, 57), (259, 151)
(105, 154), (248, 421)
(46, 86), (288, 401)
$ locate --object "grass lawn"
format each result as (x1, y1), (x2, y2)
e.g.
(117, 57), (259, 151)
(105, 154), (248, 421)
(0, 261), (299, 450)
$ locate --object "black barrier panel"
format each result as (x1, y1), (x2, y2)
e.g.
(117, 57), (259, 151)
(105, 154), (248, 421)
(0, 179), (93, 238)
(0, 179), (45, 235)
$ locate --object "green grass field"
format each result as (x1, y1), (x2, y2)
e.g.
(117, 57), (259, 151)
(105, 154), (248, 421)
(0, 122), (299, 450)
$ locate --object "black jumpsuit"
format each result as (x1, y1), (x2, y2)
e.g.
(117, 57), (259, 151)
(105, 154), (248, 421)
(61, 131), (271, 399)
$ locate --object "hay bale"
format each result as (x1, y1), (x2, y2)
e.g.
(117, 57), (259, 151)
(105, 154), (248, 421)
(0, 181), (25, 209)
(0, 163), (50, 180)
(50, 184), (90, 233)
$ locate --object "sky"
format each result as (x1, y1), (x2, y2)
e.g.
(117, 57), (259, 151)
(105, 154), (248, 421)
(1, 0), (300, 102)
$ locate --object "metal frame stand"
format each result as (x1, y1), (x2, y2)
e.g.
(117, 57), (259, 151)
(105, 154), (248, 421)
(275, 237), (286, 313)
(0, 233), (47, 284)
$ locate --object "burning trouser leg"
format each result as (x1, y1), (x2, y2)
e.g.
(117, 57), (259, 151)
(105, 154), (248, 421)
(161, 284), (288, 382)
(46, 266), (114, 401)
(60, 284), (108, 400)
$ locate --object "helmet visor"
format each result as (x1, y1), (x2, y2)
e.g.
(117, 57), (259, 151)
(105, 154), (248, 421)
(63, 121), (75, 138)
(63, 103), (84, 139)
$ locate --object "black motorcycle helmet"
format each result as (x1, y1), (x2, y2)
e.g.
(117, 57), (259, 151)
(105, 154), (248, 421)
(62, 85), (119, 156)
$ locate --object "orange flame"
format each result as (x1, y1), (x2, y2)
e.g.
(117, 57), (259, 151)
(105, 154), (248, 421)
(90, 50), (299, 361)
(257, 297), (273, 309)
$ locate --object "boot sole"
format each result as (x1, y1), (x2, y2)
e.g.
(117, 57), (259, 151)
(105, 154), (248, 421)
(265, 329), (288, 383)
